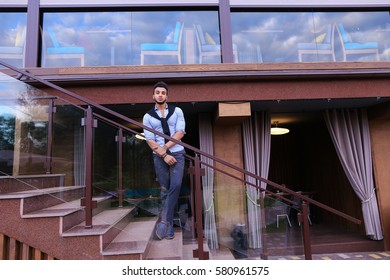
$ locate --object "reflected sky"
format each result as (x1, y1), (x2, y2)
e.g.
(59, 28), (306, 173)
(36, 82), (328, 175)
(0, 72), (50, 122)
(41, 10), (390, 65)
(232, 11), (390, 62)
(0, 13), (27, 46)
(1, 9), (389, 66)
(42, 10), (220, 66)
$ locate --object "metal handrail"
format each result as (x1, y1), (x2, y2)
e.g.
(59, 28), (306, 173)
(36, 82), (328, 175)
(1, 60), (362, 260)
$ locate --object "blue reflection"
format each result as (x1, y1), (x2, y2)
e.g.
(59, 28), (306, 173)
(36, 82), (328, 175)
(232, 11), (390, 63)
(42, 10), (220, 66)
(0, 12), (27, 68)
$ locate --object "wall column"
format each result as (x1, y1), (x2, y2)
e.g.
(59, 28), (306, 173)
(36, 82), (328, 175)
(369, 102), (390, 250)
(213, 123), (247, 247)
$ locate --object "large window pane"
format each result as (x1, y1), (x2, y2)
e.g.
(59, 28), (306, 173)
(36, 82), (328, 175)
(134, 11), (220, 65)
(42, 12), (132, 67)
(0, 12), (27, 68)
(231, 11), (390, 63)
(41, 10), (220, 67)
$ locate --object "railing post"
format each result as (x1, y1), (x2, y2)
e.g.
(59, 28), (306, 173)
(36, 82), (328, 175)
(116, 128), (124, 207)
(300, 201), (312, 260)
(259, 193), (269, 260)
(189, 154), (209, 260)
(45, 99), (55, 174)
(82, 106), (97, 228)
(188, 160), (196, 240)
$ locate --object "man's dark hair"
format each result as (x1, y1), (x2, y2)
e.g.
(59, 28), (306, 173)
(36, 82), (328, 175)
(153, 81), (169, 92)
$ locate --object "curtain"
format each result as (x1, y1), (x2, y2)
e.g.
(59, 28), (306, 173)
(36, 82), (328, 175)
(199, 114), (218, 249)
(324, 108), (383, 240)
(242, 111), (271, 248)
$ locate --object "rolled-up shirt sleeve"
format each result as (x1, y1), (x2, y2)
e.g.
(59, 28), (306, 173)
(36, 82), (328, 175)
(143, 114), (156, 142)
(174, 107), (186, 134)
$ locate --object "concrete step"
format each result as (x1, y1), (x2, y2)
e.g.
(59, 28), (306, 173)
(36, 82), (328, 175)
(21, 186), (86, 215)
(21, 195), (111, 218)
(0, 185), (87, 215)
(0, 185), (83, 199)
(61, 206), (136, 237)
(0, 174), (65, 194)
(22, 197), (83, 218)
(102, 216), (158, 259)
(146, 227), (183, 260)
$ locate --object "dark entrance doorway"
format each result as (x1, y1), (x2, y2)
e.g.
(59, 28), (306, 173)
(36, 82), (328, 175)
(268, 111), (364, 232)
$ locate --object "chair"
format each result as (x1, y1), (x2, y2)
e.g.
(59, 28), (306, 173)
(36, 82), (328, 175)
(140, 21), (184, 65)
(335, 23), (379, 61)
(292, 192), (312, 226)
(43, 28), (85, 67)
(297, 24), (336, 62)
(0, 25), (26, 67)
(238, 45), (263, 63)
(274, 200), (292, 228)
(193, 24), (238, 63)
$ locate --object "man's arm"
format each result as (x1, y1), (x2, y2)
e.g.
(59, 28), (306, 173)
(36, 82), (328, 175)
(143, 113), (166, 157)
(164, 130), (185, 150)
(165, 107), (185, 149)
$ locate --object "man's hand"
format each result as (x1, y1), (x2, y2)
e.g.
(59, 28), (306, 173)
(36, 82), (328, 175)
(154, 145), (168, 157)
(163, 154), (176, 166)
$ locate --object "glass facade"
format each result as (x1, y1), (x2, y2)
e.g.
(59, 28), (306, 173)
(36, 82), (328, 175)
(231, 11), (390, 63)
(0, 5), (389, 68)
(41, 10), (220, 67)
(0, 12), (27, 68)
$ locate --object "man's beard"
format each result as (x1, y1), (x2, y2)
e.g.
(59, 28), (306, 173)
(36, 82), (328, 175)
(154, 99), (166, 105)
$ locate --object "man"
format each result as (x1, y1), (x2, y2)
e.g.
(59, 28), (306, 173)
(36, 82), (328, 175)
(143, 81), (186, 240)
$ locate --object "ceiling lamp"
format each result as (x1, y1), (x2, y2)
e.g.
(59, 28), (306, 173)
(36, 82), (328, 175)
(135, 132), (146, 140)
(271, 121), (290, 135)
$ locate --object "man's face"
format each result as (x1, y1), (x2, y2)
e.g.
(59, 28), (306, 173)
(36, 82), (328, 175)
(153, 86), (168, 105)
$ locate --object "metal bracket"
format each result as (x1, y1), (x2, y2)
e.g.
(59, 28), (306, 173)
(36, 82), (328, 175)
(81, 118), (98, 128)
(193, 249), (209, 260)
(80, 198), (98, 209)
(188, 166), (206, 176)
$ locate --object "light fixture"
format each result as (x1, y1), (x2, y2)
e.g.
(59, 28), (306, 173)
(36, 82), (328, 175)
(135, 132), (146, 140)
(271, 121), (290, 135)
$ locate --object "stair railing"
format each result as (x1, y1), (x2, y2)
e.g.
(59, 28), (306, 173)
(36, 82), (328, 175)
(1, 60), (362, 259)
(185, 152), (361, 259)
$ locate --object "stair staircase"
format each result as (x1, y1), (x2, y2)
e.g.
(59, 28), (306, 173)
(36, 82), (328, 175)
(0, 174), (185, 260)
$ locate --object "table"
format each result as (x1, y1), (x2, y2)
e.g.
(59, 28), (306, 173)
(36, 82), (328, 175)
(241, 29), (284, 62)
(86, 29), (132, 65)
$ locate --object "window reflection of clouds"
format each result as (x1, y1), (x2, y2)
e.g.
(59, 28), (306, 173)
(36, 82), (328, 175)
(43, 10), (219, 65)
(39, 10), (390, 65)
(133, 11), (219, 64)
(0, 73), (43, 121)
(232, 11), (390, 62)
(232, 12), (309, 62)
(44, 12), (133, 66)
(0, 13), (27, 47)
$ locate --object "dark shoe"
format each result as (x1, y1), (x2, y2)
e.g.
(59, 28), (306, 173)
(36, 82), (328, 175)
(156, 222), (168, 239)
(166, 225), (174, 239)
(155, 222), (168, 240)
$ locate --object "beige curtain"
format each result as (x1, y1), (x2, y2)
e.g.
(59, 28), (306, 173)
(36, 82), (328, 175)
(242, 111), (271, 248)
(324, 108), (383, 240)
(199, 114), (218, 249)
